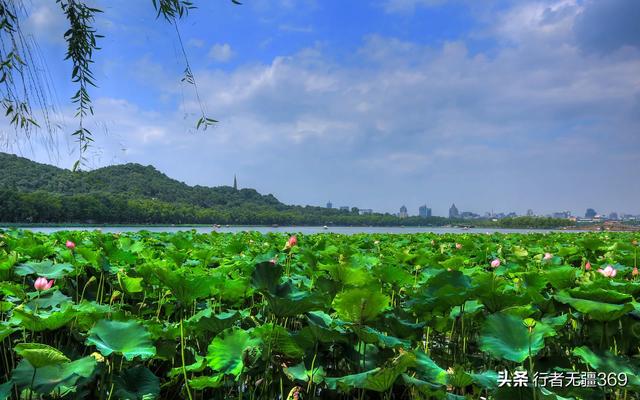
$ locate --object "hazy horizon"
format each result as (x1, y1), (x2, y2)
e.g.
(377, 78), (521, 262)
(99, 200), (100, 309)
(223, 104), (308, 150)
(1, 0), (639, 217)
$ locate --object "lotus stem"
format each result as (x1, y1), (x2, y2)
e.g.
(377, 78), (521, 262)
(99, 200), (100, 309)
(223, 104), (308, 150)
(180, 318), (194, 400)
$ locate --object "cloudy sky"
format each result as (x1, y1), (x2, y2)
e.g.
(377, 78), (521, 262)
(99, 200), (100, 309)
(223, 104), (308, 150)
(3, 0), (639, 217)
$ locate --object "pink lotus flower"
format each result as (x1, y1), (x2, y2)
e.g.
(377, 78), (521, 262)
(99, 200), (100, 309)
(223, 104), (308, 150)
(455, 243), (462, 249)
(585, 261), (591, 271)
(285, 235), (297, 249)
(597, 265), (617, 278)
(66, 240), (76, 250)
(490, 259), (501, 268)
(34, 277), (54, 291)
(543, 253), (553, 260)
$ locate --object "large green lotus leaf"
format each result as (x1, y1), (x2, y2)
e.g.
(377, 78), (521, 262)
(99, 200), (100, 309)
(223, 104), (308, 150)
(450, 300), (485, 319)
(545, 266), (577, 290)
(554, 291), (634, 321)
(0, 381), (12, 400)
(412, 351), (448, 385)
(10, 304), (76, 332)
(413, 270), (472, 312)
(14, 260), (74, 279)
(284, 362), (326, 384)
(306, 311), (348, 342)
(72, 301), (113, 331)
(118, 274), (144, 294)
(26, 290), (71, 311)
(373, 264), (413, 286)
(332, 287), (390, 323)
(382, 313), (425, 339)
(318, 263), (372, 287)
(573, 346), (640, 389)
(266, 289), (326, 317)
(86, 319), (156, 360)
(353, 326), (410, 349)
(188, 375), (224, 389)
(186, 309), (240, 335)
(400, 374), (446, 396)
(15, 343), (70, 368)
(12, 356), (97, 395)
(0, 324), (16, 341)
(479, 313), (546, 363)
(251, 261), (283, 294)
(113, 366), (160, 400)
(577, 237), (605, 251)
(253, 323), (304, 358)
(566, 287), (632, 304)
(168, 355), (207, 378)
(470, 370), (499, 390)
(439, 256), (467, 270)
(472, 274), (529, 312)
(207, 328), (261, 378)
(154, 267), (216, 304)
(326, 352), (416, 392)
(447, 366), (473, 388)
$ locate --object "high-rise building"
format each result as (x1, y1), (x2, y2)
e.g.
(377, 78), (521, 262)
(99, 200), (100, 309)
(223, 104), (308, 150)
(339, 206), (350, 212)
(419, 205), (432, 218)
(399, 205), (408, 219)
(233, 174), (238, 190)
(609, 212), (619, 220)
(585, 208), (597, 219)
(526, 209), (534, 216)
(449, 203), (459, 219)
(326, 201), (333, 209)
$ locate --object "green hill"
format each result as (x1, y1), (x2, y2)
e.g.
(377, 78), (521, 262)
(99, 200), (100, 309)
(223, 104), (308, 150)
(0, 152), (283, 209)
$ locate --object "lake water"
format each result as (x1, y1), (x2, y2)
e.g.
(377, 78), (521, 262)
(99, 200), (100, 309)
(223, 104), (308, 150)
(0, 226), (568, 235)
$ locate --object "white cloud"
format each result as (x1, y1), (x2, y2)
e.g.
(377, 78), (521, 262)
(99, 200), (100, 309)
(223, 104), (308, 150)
(23, 1), (67, 44)
(208, 43), (234, 63)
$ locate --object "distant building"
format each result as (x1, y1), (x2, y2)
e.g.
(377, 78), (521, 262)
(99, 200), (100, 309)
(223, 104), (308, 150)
(552, 211), (571, 219)
(326, 201), (333, 209)
(460, 211), (480, 219)
(526, 209), (534, 216)
(609, 212), (619, 220)
(419, 205), (432, 218)
(506, 212), (517, 218)
(233, 174), (238, 190)
(399, 205), (408, 219)
(339, 206), (350, 212)
(360, 209), (373, 215)
(449, 203), (459, 219)
(585, 208), (597, 219)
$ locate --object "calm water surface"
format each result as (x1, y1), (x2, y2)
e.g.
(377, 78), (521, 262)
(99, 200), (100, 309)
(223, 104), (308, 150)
(0, 226), (568, 235)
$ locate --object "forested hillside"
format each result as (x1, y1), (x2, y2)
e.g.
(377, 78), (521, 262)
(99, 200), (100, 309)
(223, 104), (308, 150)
(0, 152), (573, 228)
(0, 152), (282, 208)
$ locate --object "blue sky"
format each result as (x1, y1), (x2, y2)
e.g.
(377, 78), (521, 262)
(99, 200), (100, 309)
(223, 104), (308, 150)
(3, 0), (640, 217)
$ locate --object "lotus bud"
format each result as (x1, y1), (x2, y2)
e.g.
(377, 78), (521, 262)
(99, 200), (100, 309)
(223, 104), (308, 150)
(455, 243), (462, 249)
(543, 253), (553, 260)
(585, 261), (591, 271)
(285, 235), (297, 249)
(490, 259), (501, 268)
(633, 267), (638, 277)
(34, 277), (54, 291)
(66, 240), (76, 250)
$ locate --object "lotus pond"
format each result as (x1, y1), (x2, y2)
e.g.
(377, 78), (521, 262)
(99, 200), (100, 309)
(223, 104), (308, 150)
(0, 229), (639, 400)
